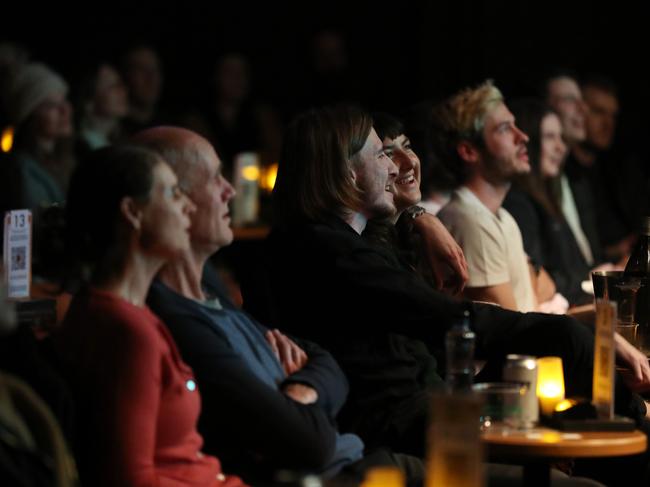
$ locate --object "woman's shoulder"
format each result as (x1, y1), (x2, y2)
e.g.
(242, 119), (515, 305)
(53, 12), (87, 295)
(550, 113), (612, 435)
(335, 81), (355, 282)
(66, 288), (162, 340)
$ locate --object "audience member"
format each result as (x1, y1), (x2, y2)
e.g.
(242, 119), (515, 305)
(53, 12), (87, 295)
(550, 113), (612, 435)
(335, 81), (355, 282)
(182, 52), (283, 177)
(576, 76), (645, 260)
(120, 44), (167, 134)
(1, 62), (74, 211)
(542, 71), (607, 267)
(403, 101), (457, 215)
(503, 98), (591, 305)
(436, 81), (567, 313)
(363, 112), (468, 296)
(74, 61), (128, 156)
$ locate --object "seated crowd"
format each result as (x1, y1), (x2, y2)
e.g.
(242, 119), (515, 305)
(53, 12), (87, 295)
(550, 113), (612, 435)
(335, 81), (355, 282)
(1, 44), (650, 487)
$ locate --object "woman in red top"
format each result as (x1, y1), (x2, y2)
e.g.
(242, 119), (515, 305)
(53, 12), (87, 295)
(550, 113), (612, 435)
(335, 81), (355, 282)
(56, 144), (245, 487)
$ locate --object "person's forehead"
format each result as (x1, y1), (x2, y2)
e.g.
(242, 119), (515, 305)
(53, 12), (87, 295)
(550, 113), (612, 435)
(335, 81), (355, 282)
(42, 91), (67, 103)
(484, 102), (512, 124)
(98, 66), (119, 83)
(362, 128), (382, 151)
(542, 112), (562, 130)
(154, 161), (177, 185)
(583, 87), (618, 107)
(550, 77), (580, 97)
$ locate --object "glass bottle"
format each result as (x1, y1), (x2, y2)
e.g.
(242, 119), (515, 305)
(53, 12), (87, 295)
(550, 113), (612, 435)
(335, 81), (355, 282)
(624, 216), (650, 353)
(445, 310), (475, 392)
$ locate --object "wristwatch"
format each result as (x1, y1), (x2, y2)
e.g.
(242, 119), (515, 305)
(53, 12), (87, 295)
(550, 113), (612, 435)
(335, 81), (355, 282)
(405, 205), (426, 222)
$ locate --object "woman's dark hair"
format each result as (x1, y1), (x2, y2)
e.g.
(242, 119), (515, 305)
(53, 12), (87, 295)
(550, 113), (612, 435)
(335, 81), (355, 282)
(65, 144), (161, 284)
(508, 98), (563, 218)
(372, 112), (405, 141)
(373, 108), (459, 197)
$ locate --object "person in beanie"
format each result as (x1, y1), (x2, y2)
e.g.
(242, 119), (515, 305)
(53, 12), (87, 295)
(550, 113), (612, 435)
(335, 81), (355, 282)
(2, 62), (73, 211)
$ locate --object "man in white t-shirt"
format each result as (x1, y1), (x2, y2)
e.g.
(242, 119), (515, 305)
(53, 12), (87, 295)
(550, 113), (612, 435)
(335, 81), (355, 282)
(437, 81), (567, 313)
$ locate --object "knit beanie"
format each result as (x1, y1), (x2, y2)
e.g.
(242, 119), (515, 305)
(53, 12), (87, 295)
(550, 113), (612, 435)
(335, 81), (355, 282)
(7, 62), (68, 126)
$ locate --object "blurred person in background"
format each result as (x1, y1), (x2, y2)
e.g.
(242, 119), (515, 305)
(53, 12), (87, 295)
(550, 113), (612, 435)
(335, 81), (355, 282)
(74, 61), (128, 157)
(503, 98), (592, 305)
(120, 44), (168, 135)
(576, 76), (646, 261)
(1, 62), (74, 211)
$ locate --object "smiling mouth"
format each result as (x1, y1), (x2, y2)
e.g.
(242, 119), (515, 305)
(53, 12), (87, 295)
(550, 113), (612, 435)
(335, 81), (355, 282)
(396, 174), (415, 186)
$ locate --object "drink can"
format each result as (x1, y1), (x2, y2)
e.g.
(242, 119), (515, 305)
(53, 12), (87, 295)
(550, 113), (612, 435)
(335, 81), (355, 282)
(503, 354), (538, 428)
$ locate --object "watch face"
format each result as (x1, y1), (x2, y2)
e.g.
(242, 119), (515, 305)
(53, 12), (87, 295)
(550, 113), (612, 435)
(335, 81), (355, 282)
(409, 206), (425, 219)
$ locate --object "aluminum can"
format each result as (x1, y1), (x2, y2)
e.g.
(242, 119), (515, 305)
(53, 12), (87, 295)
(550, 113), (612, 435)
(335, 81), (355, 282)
(503, 354), (538, 428)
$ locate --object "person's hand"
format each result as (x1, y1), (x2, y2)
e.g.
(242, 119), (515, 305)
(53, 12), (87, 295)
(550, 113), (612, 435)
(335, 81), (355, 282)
(265, 329), (308, 376)
(282, 383), (319, 404)
(615, 332), (650, 392)
(412, 213), (468, 295)
(537, 293), (569, 315)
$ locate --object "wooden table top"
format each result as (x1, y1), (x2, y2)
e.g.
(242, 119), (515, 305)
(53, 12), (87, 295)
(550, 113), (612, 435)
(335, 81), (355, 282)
(482, 427), (646, 459)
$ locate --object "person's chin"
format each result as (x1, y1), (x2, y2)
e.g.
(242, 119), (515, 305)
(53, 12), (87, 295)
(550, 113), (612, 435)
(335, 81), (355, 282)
(222, 230), (235, 247)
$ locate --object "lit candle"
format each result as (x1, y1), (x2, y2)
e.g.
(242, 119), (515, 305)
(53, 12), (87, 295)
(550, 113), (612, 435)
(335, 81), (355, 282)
(536, 357), (565, 416)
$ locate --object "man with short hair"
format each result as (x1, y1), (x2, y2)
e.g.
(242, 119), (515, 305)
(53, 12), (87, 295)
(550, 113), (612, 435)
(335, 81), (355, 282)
(575, 77), (642, 260)
(135, 127), (425, 485)
(436, 81), (563, 312)
(250, 104), (649, 460)
(581, 77), (619, 153)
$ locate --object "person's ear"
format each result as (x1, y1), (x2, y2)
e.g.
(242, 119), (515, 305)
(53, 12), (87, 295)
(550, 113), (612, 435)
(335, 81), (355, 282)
(348, 158), (359, 186)
(457, 141), (480, 165)
(120, 196), (143, 232)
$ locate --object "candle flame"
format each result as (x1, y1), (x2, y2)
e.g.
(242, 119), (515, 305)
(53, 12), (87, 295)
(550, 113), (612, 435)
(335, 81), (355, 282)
(1, 126), (14, 153)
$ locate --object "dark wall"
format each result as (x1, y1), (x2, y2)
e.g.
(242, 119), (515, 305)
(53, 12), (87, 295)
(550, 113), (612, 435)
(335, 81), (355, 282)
(3, 0), (647, 144)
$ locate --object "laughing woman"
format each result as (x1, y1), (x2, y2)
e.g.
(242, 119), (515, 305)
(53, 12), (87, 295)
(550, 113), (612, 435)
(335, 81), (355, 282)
(362, 112), (468, 296)
(55, 145), (245, 487)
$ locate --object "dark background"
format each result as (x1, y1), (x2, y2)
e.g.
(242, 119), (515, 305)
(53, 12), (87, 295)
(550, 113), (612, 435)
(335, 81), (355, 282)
(3, 0), (649, 146)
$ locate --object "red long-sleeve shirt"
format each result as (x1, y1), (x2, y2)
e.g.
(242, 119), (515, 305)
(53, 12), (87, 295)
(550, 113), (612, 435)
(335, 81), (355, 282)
(56, 287), (246, 487)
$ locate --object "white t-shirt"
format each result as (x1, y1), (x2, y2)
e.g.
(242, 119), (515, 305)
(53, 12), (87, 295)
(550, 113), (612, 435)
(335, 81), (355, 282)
(438, 186), (536, 312)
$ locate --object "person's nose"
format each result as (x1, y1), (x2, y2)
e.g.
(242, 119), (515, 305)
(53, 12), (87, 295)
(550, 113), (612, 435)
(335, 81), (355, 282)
(183, 193), (197, 215)
(221, 176), (236, 201)
(514, 125), (529, 144)
(577, 99), (588, 116)
(393, 149), (414, 172)
(387, 157), (399, 180)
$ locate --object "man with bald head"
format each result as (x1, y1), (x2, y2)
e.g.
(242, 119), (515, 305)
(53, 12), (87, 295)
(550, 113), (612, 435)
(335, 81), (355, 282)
(134, 127), (424, 485)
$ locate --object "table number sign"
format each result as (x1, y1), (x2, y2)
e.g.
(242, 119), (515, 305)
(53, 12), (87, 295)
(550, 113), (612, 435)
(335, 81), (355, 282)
(3, 210), (32, 299)
(593, 299), (616, 419)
